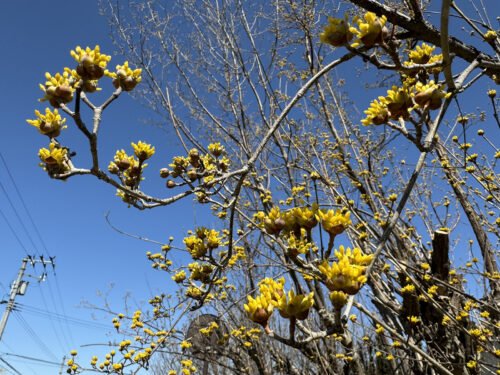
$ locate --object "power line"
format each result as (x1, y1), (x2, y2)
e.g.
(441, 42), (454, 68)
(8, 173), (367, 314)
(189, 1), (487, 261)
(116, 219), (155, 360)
(0, 154), (75, 350)
(0, 207), (29, 256)
(16, 303), (110, 330)
(12, 312), (57, 362)
(0, 179), (39, 256)
(1, 352), (60, 367)
(36, 286), (68, 353)
(0, 154), (49, 257)
(0, 357), (23, 375)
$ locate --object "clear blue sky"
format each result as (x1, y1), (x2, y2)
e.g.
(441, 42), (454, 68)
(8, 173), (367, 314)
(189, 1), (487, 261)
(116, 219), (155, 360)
(0, 1), (498, 375)
(0, 2), (196, 374)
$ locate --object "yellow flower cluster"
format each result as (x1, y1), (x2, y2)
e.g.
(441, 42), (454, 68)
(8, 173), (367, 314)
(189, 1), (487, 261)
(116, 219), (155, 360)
(329, 290), (348, 309)
(362, 80), (450, 125)
(109, 142), (154, 201)
(183, 228), (222, 259)
(130, 310), (144, 329)
(404, 43), (444, 74)
(38, 143), (69, 175)
(108, 61), (142, 91)
(272, 289), (314, 320)
(351, 12), (388, 47)
(27, 108), (67, 137)
(131, 141), (155, 162)
(320, 14), (354, 47)
(318, 208), (352, 237)
(70, 45), (111, 80)
(39, 71), (74, 107)
(189, 262), (214, 283)
(244, 292), (275, 325)
(162, 146), (229, 191)
(285, 229), (315, 257)
(413, 81), (451, 110)
(172, 270), (186, 283)
(199, 321), (219, 335)
(180, 359), (197, 375)
(186, 286), (203, 300)
(319, 246), (373, 295)
(244, 277), (285, 326)
(408, 43), (437, 64)
(484, 30), (497, 42)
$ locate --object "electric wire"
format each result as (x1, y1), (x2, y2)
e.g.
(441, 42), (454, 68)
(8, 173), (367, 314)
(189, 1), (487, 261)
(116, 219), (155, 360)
(0, 154), (49, 255)
(0, 206), (29, 256)
(0, 153), (76, 351)
(12, 311), (58, 362)
(0, 357), (23, 375)
(1, 352), (61, 367)
(0, 178), (39, 256)
(16, 303), (110, 330)
(50, 278), (76, 347)
(38, 285), (71, 352)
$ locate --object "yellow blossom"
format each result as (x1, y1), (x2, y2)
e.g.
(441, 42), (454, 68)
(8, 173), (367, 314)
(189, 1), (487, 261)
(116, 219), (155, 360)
(272, 289), (314, 320)
(351, 12), (388, 47)
(70, 45), (111, 80)
(318, 208), (351, 236)
(208, 142), (225, 157)
(131, 141), (155, 161)
(413, 81), (451, 110)
(39, 71), (74, 107)
(319, 246), (373, 295)
(484, 30), (497, 42)
(27, 108), (67, 137)
(244, 292), (274, 325)
(107, 61), (142, 91)
(38, 143), (69, 175)
(320, 14), (354, 47)
(408, 43), (436, 64)
(362, 99), (389, 126)
(172, 270), (186, 283)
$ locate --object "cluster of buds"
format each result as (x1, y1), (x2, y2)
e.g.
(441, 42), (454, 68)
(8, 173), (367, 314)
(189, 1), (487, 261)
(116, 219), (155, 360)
(244, 277), (285, 332)
(109, 61), (142, 91)
(272, 289), (315, 321)
(321, 12), (387, 49)
(263, 206), (286, 235)
(148, 294), (168, 319)
(27, 108), (67, 138)
(318, 208), (352, 239)
(189, 262), (214, 283)
(319, 246), (373, 296)
(285, 229), (316, 257)
(413, 81), (451, 110)
(362, 81), (450, 126)
(259, 205), (351, 245)
(39, 72), (74, 107)
(109, 142), (155, 202)
(71, 45), (111, 81)
(65, 351), (79, 374)
(183, 227), (222, 259)
(161, 145), (229, 192)
(258, 204), (319, 239)
(351, 12), (388, 47)
(320, 14), (354, 47)
(38, 143), (70, 176)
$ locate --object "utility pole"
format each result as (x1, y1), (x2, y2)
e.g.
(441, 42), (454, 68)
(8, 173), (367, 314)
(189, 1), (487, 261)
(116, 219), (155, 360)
(58, 355), (66, 375)
(0, 256), (55, 343)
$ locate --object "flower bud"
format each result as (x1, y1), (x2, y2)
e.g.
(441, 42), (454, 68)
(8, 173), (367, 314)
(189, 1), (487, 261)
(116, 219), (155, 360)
(54, 85), (73, 101)
(108, 163), (120, 174)
(187, 168), (198, 181)
(166, 180), (176, 188)
(117, 158), (131, 170)
(160, 168), (170, 178)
